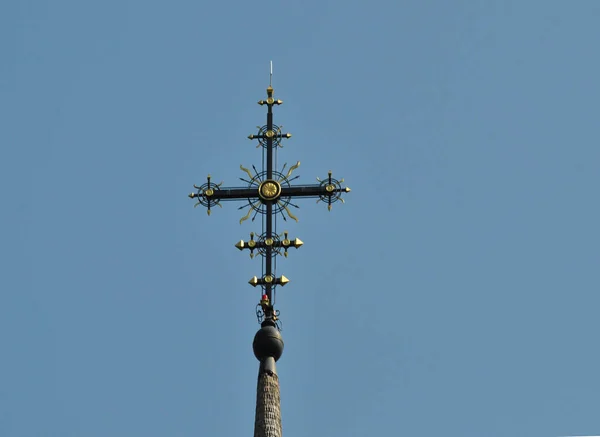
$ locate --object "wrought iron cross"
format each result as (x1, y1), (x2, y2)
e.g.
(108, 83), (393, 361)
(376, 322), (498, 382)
(189, 74), (350, 327)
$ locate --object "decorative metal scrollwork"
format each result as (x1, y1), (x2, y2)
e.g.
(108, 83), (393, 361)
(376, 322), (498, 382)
(252, 124), (284, 149)
(317, 171), (346, 211)
(238, 165), (300, 223)
(190, 175), (223, 215)
(256, 232), (281, 257)
(256, 303), (282, 330)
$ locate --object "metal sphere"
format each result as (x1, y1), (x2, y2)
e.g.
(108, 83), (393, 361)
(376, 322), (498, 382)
(253, 323), (284, 362)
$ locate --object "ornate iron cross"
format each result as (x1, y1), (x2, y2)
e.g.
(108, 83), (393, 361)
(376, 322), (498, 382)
(189, 76), (350, 327)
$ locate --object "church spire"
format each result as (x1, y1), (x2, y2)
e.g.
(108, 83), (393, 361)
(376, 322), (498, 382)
(253, 319), (284, 437)
(189, 66), (350, 437)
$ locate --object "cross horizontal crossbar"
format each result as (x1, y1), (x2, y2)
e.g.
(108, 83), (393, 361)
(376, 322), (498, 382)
(189, 184), (350, 201)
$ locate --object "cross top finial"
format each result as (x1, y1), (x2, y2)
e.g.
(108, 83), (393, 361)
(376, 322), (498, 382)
(189, 74), (350, 329)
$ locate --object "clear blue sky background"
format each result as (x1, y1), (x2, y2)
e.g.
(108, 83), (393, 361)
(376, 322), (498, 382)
(2, 1), (599, 436)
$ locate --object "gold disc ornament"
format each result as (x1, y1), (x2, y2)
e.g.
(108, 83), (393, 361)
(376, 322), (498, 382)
(258, 180), (281, 201)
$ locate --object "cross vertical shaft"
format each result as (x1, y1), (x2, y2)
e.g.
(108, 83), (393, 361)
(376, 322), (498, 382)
(265, 86), (274, 306)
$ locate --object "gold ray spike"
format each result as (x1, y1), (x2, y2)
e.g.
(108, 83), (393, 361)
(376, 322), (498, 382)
(239, 201), (260, 224)
(240, 164), (254, 181)
(281, 203), (299, 222)
(293, 238), (303, 248)
(279, 275), (290, 286)
(281, 161), (300, 181)
(239, 206), (253, 224)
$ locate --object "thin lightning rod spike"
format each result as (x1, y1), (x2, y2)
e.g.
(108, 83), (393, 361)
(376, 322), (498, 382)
(270, 61), (273, 87)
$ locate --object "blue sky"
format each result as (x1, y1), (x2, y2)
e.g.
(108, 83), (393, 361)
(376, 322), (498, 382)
(2, 1), (599, 436)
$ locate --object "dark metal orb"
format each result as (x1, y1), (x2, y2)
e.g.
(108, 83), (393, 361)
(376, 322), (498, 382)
(253, 323), (284, 361)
